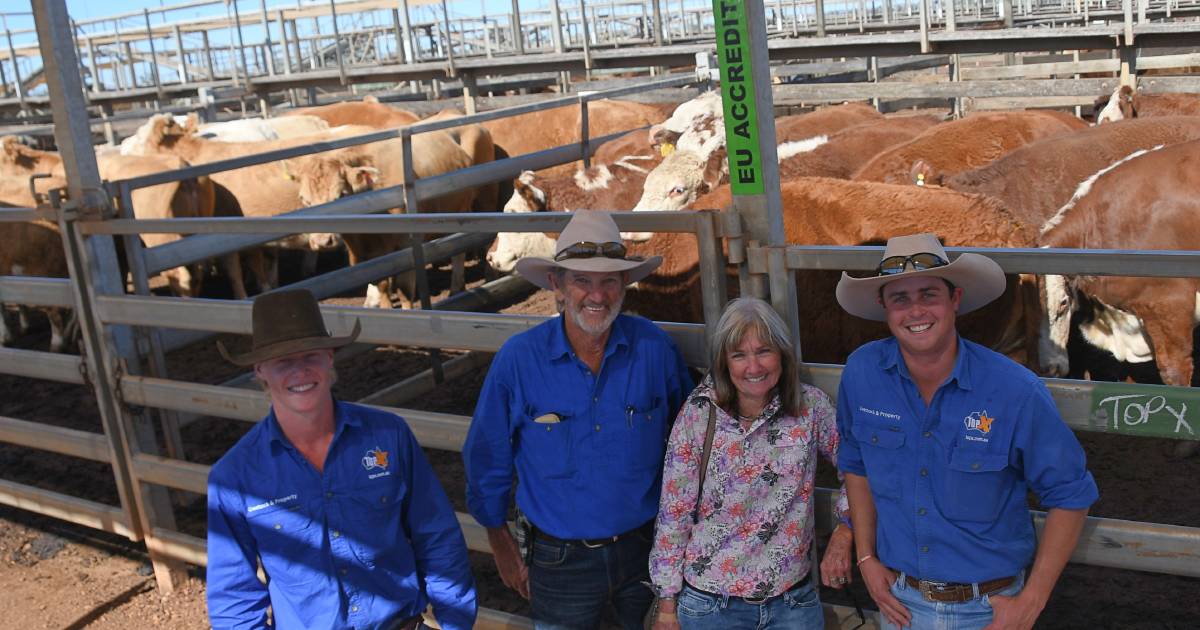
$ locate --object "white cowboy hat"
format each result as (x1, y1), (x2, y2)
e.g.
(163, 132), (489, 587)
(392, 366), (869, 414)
(514, 211), (662, 290)
(836, 233), (1005, 322)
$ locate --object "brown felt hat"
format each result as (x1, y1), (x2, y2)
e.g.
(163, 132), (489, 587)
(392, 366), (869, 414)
(513, 210), (661, 290)
(836, 233), (1005, 322)
(217, 289), (360, 367)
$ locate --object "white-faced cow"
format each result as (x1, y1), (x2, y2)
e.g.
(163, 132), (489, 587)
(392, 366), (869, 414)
(1094, 86), (1200, 124)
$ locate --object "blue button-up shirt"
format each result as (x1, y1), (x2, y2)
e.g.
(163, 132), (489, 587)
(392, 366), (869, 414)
(206, 401), (477, 630)
(837, 337), (1098, 584)
(465, 313), (693, 539)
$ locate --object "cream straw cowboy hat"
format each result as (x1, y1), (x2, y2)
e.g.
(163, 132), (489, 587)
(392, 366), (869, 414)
(218, 289), (361, 366)
(514, 211), (662, 290)
(836, 233), (1006, 322)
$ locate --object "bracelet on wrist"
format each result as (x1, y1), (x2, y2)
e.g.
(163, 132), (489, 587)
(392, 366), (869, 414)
(856, 554), (875, 567)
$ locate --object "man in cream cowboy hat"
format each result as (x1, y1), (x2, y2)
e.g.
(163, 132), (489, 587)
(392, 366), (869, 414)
(833, 234), (1097, 630)
(464, 211), (693, 629)
(206, 289), (476, 630)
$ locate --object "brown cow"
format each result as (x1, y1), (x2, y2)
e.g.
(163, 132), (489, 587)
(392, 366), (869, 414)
(1039, 140), (1200, 394)
(853, 110), (1087, 185)
(482, 99), (671, 177)
(1094, 85), (1200, 124)
(285, 95), (421, 128)
(946, 116), (1200, 229)
(0, 219), (71, 352)
(779, 114), (941, 180)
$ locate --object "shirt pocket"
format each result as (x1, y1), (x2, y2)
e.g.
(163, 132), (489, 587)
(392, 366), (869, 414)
(341, 479), (407, 568)
(620, 397), (668, 473)
(519, 406), (575, 479)
(247, 501), (320, 585)
(940, 450), (1010, 522)
(850, 423), (905, 499)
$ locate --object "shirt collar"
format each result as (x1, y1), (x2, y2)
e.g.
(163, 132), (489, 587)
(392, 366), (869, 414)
(547, 313), (630, 362)
(265, 398), (359, 450)
(879, 336), (974, 392)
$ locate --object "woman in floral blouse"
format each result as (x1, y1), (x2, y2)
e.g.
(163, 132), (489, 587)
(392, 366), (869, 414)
(648, 297), (853, 630)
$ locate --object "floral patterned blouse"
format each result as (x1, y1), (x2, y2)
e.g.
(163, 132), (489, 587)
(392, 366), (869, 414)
(648, 375), (848, 599)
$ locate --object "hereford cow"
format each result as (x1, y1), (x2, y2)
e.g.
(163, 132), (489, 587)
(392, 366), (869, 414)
(1094, 85), (1200, 124)
(853, 110), (1087, 185)
(631, 102), (888, 217)
(285, 129), (476, 309)
(1039, 140), (1200, 391)
(285, 95), (422, 128)
(778, 114), (941, 180)
(946, 116), (1200, 228)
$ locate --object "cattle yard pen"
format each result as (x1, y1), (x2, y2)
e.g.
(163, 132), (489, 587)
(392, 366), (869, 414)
(4, 1), (1200, 628)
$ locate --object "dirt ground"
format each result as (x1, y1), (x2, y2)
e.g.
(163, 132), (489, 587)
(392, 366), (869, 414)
(2, 253), (1199, 629)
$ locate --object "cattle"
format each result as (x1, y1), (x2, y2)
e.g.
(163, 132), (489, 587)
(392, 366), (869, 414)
(853, 110), (1087, 185)
(118, 115), (330, 154)
(422, 108), (502, 212)
(1039, 140), (1200, 390)
(481, 99), (673, 177)
(1094, 85), (1200, 124)
(1, 137), (219, 298)
(285, 95), (421, 128)
(0, 219), (72, 352)
(285, 128), (476, 309)
(631, 102), (889, 216)
(945, 116), (1200, 229)
(778, 114), (941, 180)
(486, 156), (663, 273)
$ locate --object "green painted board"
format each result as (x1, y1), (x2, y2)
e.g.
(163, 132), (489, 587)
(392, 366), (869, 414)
(1088, 381), (1200, 441)
(711, 0), (764, 196)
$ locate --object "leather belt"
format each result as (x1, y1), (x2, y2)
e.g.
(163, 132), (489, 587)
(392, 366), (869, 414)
(534, 520), (654, 549)
(904, 574), (1016, 603)
(686, 571), (810, 605)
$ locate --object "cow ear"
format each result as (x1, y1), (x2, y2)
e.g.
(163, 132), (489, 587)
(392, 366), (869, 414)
(1, 136), (21, 160)
(183, 112), (200, 134)
(650, 127), (682, 155)
(363, 95), (379, 104)
(349, 166), (379, 192)
(700, 147), (727, 194)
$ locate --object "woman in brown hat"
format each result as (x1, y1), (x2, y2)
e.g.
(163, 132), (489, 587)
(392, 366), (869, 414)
(207, 289), (477, 630)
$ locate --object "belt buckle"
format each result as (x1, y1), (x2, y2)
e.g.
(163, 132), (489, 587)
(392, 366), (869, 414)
(918, 580), (947, 602)
(742, 595), (769, 605)
(581, 535), (618, 549)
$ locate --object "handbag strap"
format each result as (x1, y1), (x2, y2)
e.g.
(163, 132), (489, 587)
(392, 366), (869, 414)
(690, 402), (718, 525)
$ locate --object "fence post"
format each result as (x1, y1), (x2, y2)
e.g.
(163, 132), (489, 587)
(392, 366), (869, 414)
(32, 0), (188, 593)
(142, 9), (164, 96)
(400, 129), (447, 384)
(329, 0), (348, 85)
(510, 0), (525, 54)
(260, 0), (276, 75)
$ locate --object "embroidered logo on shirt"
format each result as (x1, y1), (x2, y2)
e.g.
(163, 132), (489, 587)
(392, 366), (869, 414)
(362, 447), (391, 479)
(858, 405), (901, 421)
(964, 411), (994, 439)
(246, 493), (298, 514)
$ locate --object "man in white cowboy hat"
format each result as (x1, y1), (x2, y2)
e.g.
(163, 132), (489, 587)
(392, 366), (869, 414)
(464, 210), (693, 629)
(206, 289), (476, 630)
(833, 234), (1098, 630)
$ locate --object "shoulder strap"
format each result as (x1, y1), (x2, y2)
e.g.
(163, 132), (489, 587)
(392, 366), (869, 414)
(690, 402), (718, 525)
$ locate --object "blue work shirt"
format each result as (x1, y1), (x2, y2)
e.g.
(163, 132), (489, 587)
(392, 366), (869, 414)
(206, 400), (477, 630)
(464, 313), (693, 539)
(837, 337), (1098, 584)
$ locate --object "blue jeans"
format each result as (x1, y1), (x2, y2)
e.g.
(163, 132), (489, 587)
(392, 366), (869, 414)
(880, 571), (1026, 630)
(528, 530), (654, 630)
(675, 578), (823, 630)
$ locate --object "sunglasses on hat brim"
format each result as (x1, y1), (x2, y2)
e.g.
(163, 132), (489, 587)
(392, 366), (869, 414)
(554, 240), (628, 262)
(875, 252), (949, 276)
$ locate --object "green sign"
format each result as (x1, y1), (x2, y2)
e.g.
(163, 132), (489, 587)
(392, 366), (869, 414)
(712, 0), (764, 196)
(1089, 382), (1200, 441)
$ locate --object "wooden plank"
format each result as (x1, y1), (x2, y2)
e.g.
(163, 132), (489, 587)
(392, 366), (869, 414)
(970, 95), (1100, 110)
(0, 414), (110, 462)
(0, 347), (85, 384)
(961, 58), (1119, 80)
(0, 276), (75, 308)
(1138, 76), (1200, 93)
(0, 478), (136, 539)
(775, 77), (1119, 102)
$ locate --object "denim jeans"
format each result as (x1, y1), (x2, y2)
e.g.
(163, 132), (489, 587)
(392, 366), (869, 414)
(528, 530), (654, 630)
(880, 571), (1026, 630)
(675, 578), (823, 630)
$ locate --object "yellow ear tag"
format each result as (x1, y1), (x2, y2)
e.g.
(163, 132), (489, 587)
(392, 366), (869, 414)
(534, 413), (562, 424)
(659, 143), (676, 157)
(916, 173), (926, 187)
